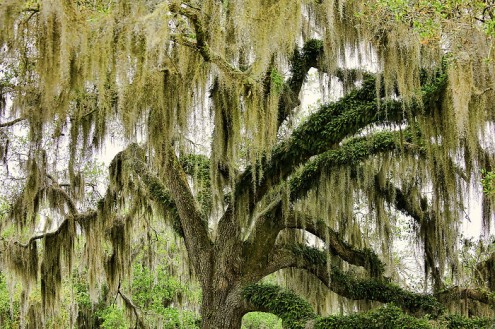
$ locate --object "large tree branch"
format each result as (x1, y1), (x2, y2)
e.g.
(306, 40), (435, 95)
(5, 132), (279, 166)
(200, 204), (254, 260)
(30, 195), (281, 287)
(476, 251), (495, 291)
(230, 69), (447, 221)
(117, 288), (147, 329)
(243, 201), (384, 279)
(243, 131), (420, 277)
(289, 130), (421, 202)
(285, 211), (384, 277)
(12, 211), (96, 249)
(242, 283), (315, 329)
(436, 286), (495, 306)
(263, 245), (444, 316)
(162, 148), (213, 282)
(277, 39), (323, 126)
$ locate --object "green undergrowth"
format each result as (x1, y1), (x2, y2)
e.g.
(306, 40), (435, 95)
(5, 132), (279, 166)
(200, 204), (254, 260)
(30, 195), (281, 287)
(242, 284), (315, 329)
(315, 304), (431, 329)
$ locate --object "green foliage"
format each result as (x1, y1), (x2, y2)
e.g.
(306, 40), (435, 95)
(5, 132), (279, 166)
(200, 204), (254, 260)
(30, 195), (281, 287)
(315, 304), (431, 329)
(364, 0), (495, 41)
(154, 307), (199, 329)
(288, 39), (323, 89)
(481, 169), (495, 195)
(131, 263), (200, 328)
(132, 264), (181, 312)
(290, 244), (327, 266)
(442, 314), (495, 329)
(0, 273), (19, 328)
(97, 305), (129, 329)
(73, 274), (92, 309)
(242, 312), (283, 329)
(270, 69), (285, 94)
(242, 284), (315, 329)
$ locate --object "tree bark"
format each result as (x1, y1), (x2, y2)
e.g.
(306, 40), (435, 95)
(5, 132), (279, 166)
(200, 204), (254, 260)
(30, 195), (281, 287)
(201, 283), (245, 329)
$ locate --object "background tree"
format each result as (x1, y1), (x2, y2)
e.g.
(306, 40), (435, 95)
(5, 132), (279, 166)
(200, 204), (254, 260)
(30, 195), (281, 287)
(1, 0), (495, 328)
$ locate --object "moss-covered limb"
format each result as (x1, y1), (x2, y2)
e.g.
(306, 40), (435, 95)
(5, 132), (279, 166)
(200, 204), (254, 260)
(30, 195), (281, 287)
(233, 68), (447, 217)
(117, 289), (147, 329)
(243, 201), (384, 279)
(11, 211), (96, 249)
(162, 148), (213, 283)
(109, 145), (186, 237)
(242, 283), (316, 329)
(232, 75), (380, 215)
(435, 286), (495, 307)
(289, 130), (420, 202)
(285, 211), (385, 278)
(277, 39), (324, 126)
(168, 3), (255, 86)
(241, 285), (439, 329)
(314, 304), (432, 329)
(313, 310), (494, 329)
(263, 245), (443, 316)
(375, 181), (445, 292)
(232, 83), (441, 222)
(113, 145), (198, 241)
(0, 117), (26, 128)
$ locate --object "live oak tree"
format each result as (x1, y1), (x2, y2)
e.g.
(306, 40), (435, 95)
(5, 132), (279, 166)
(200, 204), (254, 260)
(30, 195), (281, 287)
(1, 0), (495, 328)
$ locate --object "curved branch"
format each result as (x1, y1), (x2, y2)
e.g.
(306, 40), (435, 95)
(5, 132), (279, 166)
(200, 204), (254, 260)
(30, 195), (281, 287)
(244, 131), (420, 276)
(109, 144), (213, 276)
(10, 211), (96, 249)
(277, 39), (323, 126)
(231, 69), (447, 219)
(244, 202), (384, 279)
(289, 130), (420, 202)
(476, 251), (495, 291)
(285, 211), (385, 277)
(376, 181), (444, 292)
(242, 284), (437, 329)
(242, 283), (315, 329)
(263, 245), (444, 316)
(0, 117), (26, 128)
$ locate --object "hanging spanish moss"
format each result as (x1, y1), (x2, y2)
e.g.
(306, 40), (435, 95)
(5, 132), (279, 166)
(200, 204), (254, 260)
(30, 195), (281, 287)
(2, 1), (495, 328)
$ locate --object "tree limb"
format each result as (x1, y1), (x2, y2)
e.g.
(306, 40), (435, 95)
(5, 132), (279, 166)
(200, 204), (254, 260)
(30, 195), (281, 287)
(230, 69), (447, 221)
(118, 288), (148, 329)
(263, 245), (444, 316)
(436, 286), (495, 306)
(244, 200), (384, 279)
(376, 181), (444, 292)
(285, 211), (385, 277)
(0, 117), (26, 128)
(288, 130), (420, 202)
(169, 3), (256, 86)
(12, 211), (96, 249)
(162, 147), (213, 282)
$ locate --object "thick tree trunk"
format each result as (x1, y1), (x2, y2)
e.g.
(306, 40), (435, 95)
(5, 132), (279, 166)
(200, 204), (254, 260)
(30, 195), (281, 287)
(200, 284), (245, 329)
